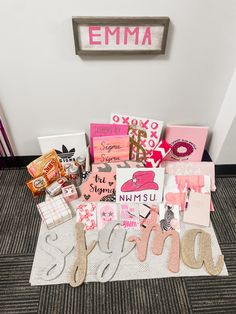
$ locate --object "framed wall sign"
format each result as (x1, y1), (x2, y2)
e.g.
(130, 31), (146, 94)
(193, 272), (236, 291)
(72, 17), (170, 55)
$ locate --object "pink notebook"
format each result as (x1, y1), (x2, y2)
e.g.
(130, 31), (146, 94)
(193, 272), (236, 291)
(164, 125), (208, 161)
(183, 191), (211, 227)
(90, 123), (128, 160)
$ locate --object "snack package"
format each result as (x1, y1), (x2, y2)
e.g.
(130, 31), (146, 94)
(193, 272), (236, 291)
(26, 175), (49, 196)
(27, 149), (65, 180)
(26, 149), (65, 196)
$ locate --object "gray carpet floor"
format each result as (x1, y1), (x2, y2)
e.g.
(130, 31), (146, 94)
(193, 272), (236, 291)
(0, 168), (235, 314)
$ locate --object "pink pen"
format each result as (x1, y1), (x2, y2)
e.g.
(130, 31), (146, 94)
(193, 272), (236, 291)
(185, 188), (191, 209)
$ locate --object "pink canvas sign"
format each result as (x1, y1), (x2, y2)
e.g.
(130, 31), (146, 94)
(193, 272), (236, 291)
(90, 123), (128, 160)
(164, 125), (208, 162)
(161, 161), (216, 191)
(93, 135), (130, 164)
(79, 171), (116, 202)
(111, 113), (163, 162)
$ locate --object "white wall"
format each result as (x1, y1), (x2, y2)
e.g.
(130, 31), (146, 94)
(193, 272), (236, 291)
(216, 118), (236, 164)
(0, 0), (236, 156)
(209, 68), (236, 164)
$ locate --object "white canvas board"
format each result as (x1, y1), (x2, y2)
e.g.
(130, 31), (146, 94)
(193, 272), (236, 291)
(38, 132), (87, 165)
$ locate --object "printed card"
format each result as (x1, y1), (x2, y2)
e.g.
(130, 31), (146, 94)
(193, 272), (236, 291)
(111, 113), (163, 162)
(76, 202), (97, 230)
(116, 168), (164, 203)
(93, 135), (130, 164)
(90, 123), (128, 160)
(96, 202), (117, 229)
(119, 203), (140, 229)
(139, 203), (159, 228)
(163, 174), (214, 211)
(159, 203), (180, 232)
(79, 171), (116, 202)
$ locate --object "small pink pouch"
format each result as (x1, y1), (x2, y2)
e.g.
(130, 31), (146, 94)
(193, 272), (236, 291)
(62, 184), (78, 203)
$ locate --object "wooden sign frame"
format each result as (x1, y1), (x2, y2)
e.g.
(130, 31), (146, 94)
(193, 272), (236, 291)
(72, 17), (170, 55)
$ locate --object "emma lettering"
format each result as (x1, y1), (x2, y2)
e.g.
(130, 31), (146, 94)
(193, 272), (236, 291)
(89, 26), (101, 45)
(88, 26), (153, 46)
(105, 26), (120, 45)
(142, 27), (151, 45)
(124, 27), (139, 45)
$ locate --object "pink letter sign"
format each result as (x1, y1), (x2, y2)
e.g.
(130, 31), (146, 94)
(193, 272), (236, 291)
(90, 123), (128, 160)
(93, 135), (130, 164)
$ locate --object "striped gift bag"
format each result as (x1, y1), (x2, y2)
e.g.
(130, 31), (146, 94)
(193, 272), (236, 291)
(0, 118), (14, 157)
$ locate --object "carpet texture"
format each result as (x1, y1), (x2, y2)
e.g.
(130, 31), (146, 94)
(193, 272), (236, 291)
(0, 168), (235, 314)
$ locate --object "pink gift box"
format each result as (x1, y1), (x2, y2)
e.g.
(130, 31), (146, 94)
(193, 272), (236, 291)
(62, 184), (78, 203)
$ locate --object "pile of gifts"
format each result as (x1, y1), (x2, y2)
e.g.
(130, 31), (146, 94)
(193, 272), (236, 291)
(27, 113), (224, 286)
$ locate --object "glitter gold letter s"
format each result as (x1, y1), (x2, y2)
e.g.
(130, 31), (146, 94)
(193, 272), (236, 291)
(129, 126), (147, 162)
